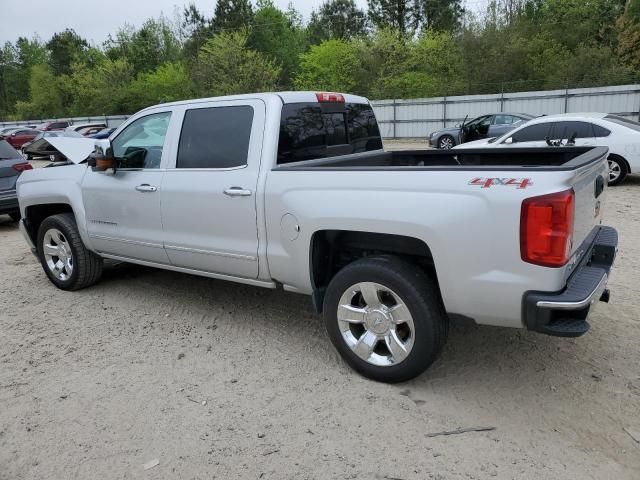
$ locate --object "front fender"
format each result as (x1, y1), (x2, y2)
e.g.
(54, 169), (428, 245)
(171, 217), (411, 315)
(17, 165), (93, 250)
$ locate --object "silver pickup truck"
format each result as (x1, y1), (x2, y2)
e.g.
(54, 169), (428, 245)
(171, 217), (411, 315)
(17, 92), (617, 382)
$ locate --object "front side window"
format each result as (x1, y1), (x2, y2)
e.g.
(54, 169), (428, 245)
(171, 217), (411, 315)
(177, 106), (254, 169)
(112, 112), (171, 169)
(510, 123), (553, 143)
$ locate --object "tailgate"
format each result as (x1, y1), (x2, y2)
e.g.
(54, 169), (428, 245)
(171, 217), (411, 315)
(570, 149), (608, 259)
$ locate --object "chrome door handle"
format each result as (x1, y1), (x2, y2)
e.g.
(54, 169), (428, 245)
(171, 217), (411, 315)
(224, 187), (252, 197)
(135, 184), (157, 193)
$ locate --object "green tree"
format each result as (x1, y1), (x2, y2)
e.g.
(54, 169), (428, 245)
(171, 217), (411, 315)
(418, 0), (465, 31)
(181, 3), (215, 59)
(124, 62), (193, 111)
(191, 31), (280, 97)
(105, 17), (182, 75)
(617, 0), (640, 71)
(46, 29), (88, 75)
(212, 0), (254, 33)
(308, 0), (368, 43)
(249, 0), (307, 88)
(294, 39), (366, 93)
(367, 0), (420, 35)
(15, 64), (65, 119)
(64, 57), (134, 115)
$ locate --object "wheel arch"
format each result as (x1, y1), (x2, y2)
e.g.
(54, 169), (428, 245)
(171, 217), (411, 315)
(309, 229), (441, 313)
(608, 153), (630, 173)
(24, 203), (76, 247)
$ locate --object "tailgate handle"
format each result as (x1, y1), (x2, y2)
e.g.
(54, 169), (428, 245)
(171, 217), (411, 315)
(595, 176), (604, 198)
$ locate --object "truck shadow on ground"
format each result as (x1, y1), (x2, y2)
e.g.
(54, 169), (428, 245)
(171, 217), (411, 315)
(97, 261), (604, 391)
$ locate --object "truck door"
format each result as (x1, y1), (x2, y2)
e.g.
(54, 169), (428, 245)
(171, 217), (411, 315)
(159, 99), (265, 278)
(81, 110), (174, 264)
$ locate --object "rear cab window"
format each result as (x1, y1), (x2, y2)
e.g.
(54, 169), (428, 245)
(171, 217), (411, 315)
(277, 102), (383, 165)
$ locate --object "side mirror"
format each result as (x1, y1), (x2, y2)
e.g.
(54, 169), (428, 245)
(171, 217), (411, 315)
(90, 139), (117, 173)
(504, 137), (514, 145)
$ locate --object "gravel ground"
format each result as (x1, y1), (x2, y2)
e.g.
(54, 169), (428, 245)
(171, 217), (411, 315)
(1, 154), (639, 479)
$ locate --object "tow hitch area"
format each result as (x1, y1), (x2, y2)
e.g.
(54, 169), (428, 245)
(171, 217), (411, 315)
(523, 226), (618, 338)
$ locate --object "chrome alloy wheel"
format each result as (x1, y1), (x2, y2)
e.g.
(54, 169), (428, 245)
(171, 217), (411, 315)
(337, 282), (415, 367)
(43, 228), (73, 281)
(608, 159), (621, 183)
(438, 136), (454, 149)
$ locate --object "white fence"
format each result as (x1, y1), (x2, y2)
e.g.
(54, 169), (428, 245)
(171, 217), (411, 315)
(371, 84), (640, 139)
(3, 84), (640, 139)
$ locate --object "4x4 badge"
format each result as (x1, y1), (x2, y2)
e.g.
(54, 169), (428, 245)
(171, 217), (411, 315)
(469, 178), (533, 189)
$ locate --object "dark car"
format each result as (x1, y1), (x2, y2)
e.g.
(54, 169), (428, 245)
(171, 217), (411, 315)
(0, 128), (41, 149)
(428, 113), (534, 149)
(37, 120), (72, 131)
(88, 127), (116, 139)
(0, 140), (32, 221)
(22, 130), (83, 160)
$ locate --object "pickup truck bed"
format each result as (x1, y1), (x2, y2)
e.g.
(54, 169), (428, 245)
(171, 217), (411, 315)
(274, 146), (607, 170)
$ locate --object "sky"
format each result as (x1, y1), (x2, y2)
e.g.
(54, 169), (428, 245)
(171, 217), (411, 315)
(0, 0), (370, 45)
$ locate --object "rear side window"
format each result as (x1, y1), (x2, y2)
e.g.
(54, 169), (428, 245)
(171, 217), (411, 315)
(277, 103), (382, 165)
(177, 106), (254, 169)
(510, 123), (553, 143)
(592, 124), (611, 137)
(50, 122), (69, 129)
(551, 121), (595, 139)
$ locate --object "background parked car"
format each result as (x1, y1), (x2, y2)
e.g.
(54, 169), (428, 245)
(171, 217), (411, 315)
(66, 123), (107, 135)
(88, 127), (116, 139)
(0, 139), (32, 221)
(22, 130), (84, 160)
(0, 127), (21, 136)
(454, 113), (640, 186)
(37, 120), (72, 131)
(429, 113), (534, 149)
(0, 128), (41, 149)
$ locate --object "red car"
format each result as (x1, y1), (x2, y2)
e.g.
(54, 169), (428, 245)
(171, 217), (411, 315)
(0, 129), (41, 149)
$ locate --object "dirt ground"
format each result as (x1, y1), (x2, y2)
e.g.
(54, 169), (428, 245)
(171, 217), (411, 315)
(1, 151), (639, 479)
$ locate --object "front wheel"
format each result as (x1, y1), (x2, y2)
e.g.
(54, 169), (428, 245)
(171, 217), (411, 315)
(9, 212), (20, 222)
(608, 156), (628, 186)
(323, 257), (448, 383)
(37, 213), (103, 290)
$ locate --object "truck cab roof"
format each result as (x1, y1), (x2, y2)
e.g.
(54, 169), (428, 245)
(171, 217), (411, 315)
(139, 91), (371, 114)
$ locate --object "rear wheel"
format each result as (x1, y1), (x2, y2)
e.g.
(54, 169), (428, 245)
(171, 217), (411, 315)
(323, 256), (448, 383)
(607, 155), (628, 186)
(8, 212), (20, 222)
(37, 213), (103, 290)
(438, 135), (455, 150)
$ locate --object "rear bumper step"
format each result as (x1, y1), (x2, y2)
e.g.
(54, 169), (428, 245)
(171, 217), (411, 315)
(523, 226), (617, 338)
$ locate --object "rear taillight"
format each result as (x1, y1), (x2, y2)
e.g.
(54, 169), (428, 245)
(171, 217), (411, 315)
(12, 162), (33, 172)
(316, 92), (345, 103)
(520, 189), (575, 267)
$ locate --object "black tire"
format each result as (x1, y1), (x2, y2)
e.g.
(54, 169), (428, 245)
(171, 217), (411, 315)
(607, 155), (628, 186)
(8, 211), (21, 222)
(323, 256), (448, 383)
(437, 134), (455, 149)
(37, 213), (103, 291)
